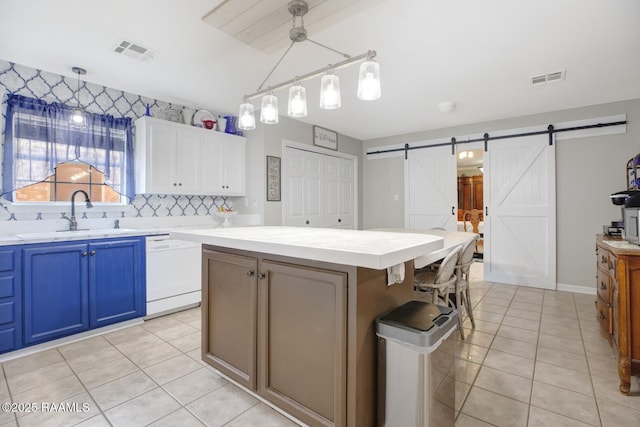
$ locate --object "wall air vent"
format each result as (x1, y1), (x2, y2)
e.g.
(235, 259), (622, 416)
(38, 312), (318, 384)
(531, 70), (566, 86)
(113, 39), (156, 62)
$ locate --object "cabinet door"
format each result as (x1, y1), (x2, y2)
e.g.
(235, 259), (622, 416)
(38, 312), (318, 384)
(223, 139), (246, 196)
(148, 123), (179, 193)
(23, 243), (89, 345)
(175, 131), (203, 194)
(202, 137), (225, 194)
(203, 250), (258, 389)
(89, 238), (145, 328)
(258, 260), (346, 427)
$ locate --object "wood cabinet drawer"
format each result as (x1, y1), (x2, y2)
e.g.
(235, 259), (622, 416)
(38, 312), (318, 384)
(597, 268), (612, 303)
(596, 295), (612, 339)
(597, 247), (609, 269)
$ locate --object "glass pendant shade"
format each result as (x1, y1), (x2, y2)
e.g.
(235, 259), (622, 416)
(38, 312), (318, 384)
(287, 85), (307, 117)
(357, 60), (381, 100)
(319, 73), (341, 109)
(70, 107), (86, 126)
(237, 102), (256, 130)
(260, 94), (279, 124)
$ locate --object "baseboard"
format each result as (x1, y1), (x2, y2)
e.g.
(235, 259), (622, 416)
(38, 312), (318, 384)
(557, 283), (596, 295)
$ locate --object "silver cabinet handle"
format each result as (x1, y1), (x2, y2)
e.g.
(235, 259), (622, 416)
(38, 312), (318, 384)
(90, 250), (96, 256)
(257, 273), (266, 280)
(246, 270), (255, 277)
(82, 252), (88, 257)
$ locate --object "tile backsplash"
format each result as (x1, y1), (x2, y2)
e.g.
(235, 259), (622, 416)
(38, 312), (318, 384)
(0, 60), (231, 221)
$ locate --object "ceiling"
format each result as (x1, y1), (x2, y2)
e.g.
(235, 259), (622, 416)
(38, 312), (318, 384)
(1, 0), (639, 141)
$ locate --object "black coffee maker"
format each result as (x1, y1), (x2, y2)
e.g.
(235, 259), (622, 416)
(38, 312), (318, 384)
(608, 190), (640, 236)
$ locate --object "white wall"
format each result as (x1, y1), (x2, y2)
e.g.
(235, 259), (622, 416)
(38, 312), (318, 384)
(364, 98), (640, 290)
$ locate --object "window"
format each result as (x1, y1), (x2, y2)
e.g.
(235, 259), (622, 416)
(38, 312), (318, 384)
(16, 161), (121, 203)
(2, 94), (134, 203)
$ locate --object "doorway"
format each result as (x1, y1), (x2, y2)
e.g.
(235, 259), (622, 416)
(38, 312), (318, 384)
(457, 146), (484, 259)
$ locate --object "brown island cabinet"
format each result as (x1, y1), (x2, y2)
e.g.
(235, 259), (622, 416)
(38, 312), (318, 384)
(171, 226), (444, 427)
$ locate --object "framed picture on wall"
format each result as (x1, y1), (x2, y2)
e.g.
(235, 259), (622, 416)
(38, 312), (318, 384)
(313, 125), (338, 150)
(266, 155), (281, 201)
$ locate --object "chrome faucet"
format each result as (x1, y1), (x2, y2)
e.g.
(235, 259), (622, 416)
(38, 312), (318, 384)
(63, 190), (93, 231)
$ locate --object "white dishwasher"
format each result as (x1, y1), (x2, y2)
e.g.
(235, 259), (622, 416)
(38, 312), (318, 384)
(145, 234), (202, 318)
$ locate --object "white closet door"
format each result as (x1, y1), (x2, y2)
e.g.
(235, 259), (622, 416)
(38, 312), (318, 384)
(405, 146), (458, 230)
(484, 134), (556, 289)
(283, 147), (322, 227)
(337, 158), (355, 228)
(324, 156), (355, 228)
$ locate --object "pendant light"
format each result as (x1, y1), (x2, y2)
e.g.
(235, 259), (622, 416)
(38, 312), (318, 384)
(237, 0), (380, 129)
(357, 60), (381, 100)
(260, 93), (279, 124)
(238, 102), (256, 130)
(319, 72), (341, 110)
(70, 66), (87, 127)
(287, 84), (307, 117)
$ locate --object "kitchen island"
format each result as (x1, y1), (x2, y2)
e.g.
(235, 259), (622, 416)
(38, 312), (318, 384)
(171, 226), (443, 427)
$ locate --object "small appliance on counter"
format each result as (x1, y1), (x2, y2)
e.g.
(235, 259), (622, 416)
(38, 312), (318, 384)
(606, 190), (640, 236)
(624, 193), (640, 244)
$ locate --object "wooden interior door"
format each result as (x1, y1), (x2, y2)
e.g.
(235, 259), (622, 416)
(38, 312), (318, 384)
(484, 134), (556, 289)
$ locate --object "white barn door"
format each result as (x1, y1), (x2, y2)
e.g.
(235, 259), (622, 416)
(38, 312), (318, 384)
(484, 134), (556, 289)
(405, 146), (458, 230)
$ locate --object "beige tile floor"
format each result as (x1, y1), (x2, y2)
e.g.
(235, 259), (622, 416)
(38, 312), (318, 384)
(0, 262), (638, 426)
(456, 263), (640, 427)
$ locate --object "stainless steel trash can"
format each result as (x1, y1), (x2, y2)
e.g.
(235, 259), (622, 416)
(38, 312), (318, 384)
(376, 301), (457, 427)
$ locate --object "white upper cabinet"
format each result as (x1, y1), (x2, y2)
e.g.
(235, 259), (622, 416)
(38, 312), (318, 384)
(135, 117), (246, 196)
(202, 133), (246, 196)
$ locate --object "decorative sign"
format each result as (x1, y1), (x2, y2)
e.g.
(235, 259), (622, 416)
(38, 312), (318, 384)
(266, 156), (281, 201)
(313, 125), (338, 150)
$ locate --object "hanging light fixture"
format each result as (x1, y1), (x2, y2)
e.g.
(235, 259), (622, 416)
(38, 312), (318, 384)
(287, 84), (307, 117)
(70, 66), (87, 127)
(357, 60), (381, 100)
(260, 93), (279, 124)
(319, 71), (341, 110)
(238, 102), (256, 130)
(237, 0), (380, 130)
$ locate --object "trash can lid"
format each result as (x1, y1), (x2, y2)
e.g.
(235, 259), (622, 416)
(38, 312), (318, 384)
(376, 301), (458, 352)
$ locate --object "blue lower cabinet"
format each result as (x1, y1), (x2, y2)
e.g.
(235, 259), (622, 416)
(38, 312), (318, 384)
(89, 238), (145, 328)
(23, 243), (89, 345)
(0, 247), (22, 352)
(19, 236), (146, 350)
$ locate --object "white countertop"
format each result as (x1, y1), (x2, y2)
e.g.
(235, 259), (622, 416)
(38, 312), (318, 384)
(170, 226), (444, 270)
(373, 228), (478, 268)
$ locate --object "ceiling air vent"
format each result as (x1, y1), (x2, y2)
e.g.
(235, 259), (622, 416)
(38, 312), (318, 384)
(113, 39), (156, 62)
(531, 70), (566, 86)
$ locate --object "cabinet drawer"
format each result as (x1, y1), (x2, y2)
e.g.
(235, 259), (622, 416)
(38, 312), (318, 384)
(0, 302), (14, 325)
(0, 275), (15, 299)
(597, 268), (612, 303)
(0, 327), (18, 353)
(596, 295), (612, 338)
(0, 250), (15, 272)
(596, 247), (609, 271)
